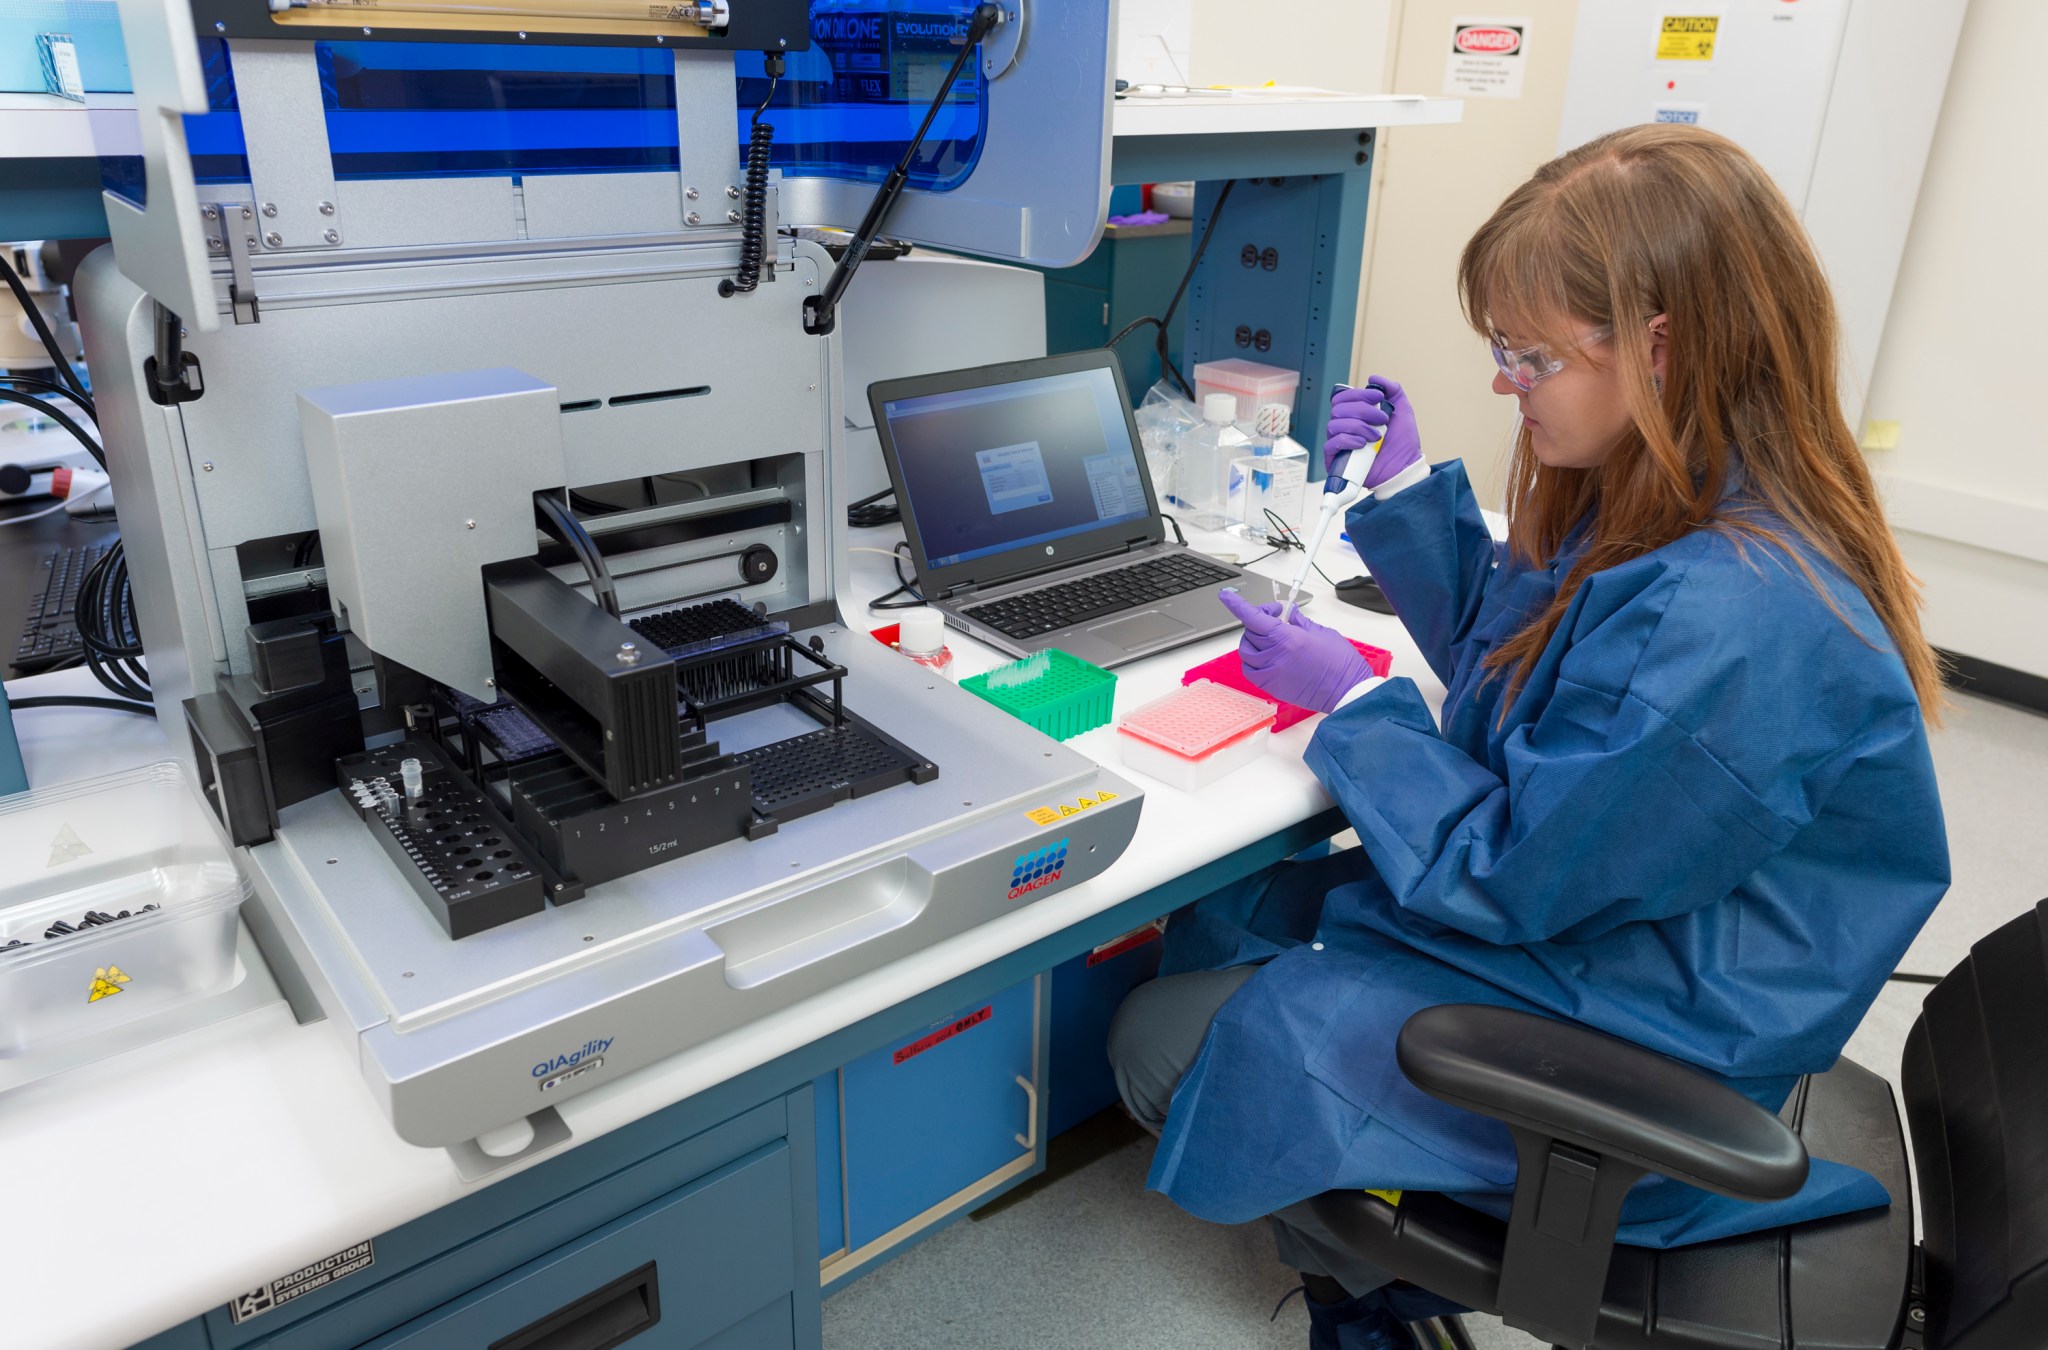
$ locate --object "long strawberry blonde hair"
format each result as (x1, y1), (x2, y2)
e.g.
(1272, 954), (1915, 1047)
(1458, 123), (1942, 718)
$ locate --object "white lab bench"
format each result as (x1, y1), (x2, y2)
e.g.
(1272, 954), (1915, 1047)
(0, 513), (1443, 1350)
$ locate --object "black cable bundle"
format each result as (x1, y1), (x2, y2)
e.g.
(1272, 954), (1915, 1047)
(1, 252), (149, 709)
(721, 53), (785, 299)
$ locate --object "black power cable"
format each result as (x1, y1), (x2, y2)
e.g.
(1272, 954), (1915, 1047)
(0, 253), (87, 403)
(722, 52), (784, 299)
(534, 491), (622, 618)
(846, 487), (900, 529)
(9, 695), (155, 717)
(0, 389), (101, 469)
(867, 541), (926, 611)
(0, 373), (95, 423)
(1103, 179), (1239, 400)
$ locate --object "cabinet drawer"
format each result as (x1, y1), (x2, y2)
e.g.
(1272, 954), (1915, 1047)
(366, 1142), (796, 1350)
(213, 1100), (791, 1349)
(841, 978), (1038, 1250)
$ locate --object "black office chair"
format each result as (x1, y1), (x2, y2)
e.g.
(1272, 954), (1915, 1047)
(1312, 898), (2048, 1350)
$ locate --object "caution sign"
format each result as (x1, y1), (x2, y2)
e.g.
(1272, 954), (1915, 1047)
(1025, 790), (1118, 827)
(227, 1241), (376, 1324)
(1366, 1188), (1404, 1207)
(87, 966), (130, 1003)
(1656, 16), (1719, 61)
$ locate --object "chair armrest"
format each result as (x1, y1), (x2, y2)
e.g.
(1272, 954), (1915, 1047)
(1397, 1004), (1808, 1201)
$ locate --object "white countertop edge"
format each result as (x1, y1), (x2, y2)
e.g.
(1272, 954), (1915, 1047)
(1115, 91), (1465, 138)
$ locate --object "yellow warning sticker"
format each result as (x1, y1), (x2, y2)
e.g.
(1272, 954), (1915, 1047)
(1026, 790), (1119, 827)
(1656, 16), (1718, 61)
(1365, 1188), (1403, 1207)
(88, 965), (131, 1003)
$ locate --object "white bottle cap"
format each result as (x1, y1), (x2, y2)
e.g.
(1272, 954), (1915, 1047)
(898, 607), (946, 655)
(1203, 392), (1238, 425)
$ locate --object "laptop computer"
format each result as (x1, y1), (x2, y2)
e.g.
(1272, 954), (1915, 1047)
(870, 350), (1280, 669)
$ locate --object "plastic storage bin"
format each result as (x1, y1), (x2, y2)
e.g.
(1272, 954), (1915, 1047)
(960, 650), (1117, 740)
(1193, 358), (1301, 429)
(1183, 641), (1393, 731)
(1117, 680), (1275, 790)
(0, 762), (247, 1057)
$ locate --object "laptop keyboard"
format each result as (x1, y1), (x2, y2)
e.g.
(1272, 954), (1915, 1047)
(961, 554), (1237, 639)
(13, 543), (110, 671)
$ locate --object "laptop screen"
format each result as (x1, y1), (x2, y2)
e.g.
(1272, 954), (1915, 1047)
(879, 365), (1150, 572)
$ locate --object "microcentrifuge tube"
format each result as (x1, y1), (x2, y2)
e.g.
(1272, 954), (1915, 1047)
(400, 757), (425, 801)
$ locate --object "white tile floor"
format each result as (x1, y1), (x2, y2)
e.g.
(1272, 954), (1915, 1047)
(823, 692), (2048, 1350)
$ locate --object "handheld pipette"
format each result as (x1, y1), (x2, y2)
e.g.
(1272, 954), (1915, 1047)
(1280, 384), (1389, 621)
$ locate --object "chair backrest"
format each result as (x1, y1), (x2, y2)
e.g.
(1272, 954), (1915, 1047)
(1901, 897), (2048, 1349)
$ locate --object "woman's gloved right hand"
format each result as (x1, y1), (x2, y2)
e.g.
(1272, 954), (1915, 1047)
(1326, 378), (1424, 491)
(1218, 590), (1375, 714)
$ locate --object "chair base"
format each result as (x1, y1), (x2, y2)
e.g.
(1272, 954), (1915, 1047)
(1316, 1058), (1915, 1350)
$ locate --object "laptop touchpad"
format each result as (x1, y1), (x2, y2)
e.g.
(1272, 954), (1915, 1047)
(1092, 611), (1192, 651)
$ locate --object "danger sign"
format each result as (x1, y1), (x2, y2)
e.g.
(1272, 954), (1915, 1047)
(1445, 17), (1530, 100)
(1454, 25), (1522, 55)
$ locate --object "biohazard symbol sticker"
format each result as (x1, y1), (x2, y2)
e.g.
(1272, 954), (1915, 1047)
(47, 823), (91, 867)
(87, 966), (131, 1003)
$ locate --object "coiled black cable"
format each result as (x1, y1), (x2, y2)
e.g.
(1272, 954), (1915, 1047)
(721, 54), (783, 299)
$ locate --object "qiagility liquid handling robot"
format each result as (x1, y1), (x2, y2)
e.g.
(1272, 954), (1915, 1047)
(77, 0), (1140, 1151)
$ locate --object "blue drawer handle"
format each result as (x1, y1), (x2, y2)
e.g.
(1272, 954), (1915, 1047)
(489, 1260), (661, 1350)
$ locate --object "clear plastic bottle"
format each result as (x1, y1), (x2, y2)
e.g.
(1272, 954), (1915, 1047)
(1227, 406), (1309, 541)
(1179, 393), (1250, 531)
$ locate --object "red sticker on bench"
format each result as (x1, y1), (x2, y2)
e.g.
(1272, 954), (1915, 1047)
(1087, 924), (1164, 966)
(893, 1005), (993, 1064)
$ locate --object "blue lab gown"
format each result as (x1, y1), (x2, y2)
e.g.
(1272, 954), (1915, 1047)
(1149, 460), (1948, 1246)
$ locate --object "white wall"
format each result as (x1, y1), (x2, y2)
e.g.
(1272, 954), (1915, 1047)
(1861, 0), (2048, 680)
(1185, 0), (1397, 93)
(1173, 0), (1582, 511)
(1355, 0), (1584, 510)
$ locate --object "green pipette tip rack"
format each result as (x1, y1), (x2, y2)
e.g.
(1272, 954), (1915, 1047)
(960, 649), (1117, 741)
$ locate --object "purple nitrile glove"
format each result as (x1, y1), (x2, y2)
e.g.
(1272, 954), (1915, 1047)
(1219, 590), (1375, 715)
(1325, 377), (1425, 490)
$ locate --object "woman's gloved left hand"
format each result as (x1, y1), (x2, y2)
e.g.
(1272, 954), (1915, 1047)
(1327, 378), (1425, 491)
(1219, 590), (1375, 714)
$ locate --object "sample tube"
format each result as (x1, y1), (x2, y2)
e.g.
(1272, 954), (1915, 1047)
(400, 757), (425, 801)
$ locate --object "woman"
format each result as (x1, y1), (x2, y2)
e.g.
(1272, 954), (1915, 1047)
(1108, 124), (1949, 1348)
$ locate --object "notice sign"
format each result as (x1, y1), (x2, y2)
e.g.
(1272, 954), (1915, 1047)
(1444, 19), (1530, 99)
(1656, 16), (1720, 61)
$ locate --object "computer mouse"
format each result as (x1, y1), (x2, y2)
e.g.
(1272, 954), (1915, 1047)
(1334, 575), (1395, 615)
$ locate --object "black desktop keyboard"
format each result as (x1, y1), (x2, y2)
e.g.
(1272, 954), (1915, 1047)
(961, 553), (1237, 639)
(13, 543), (110, 671)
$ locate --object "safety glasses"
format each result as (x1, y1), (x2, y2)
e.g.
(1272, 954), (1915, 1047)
(1490, 326), (1612, 392)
